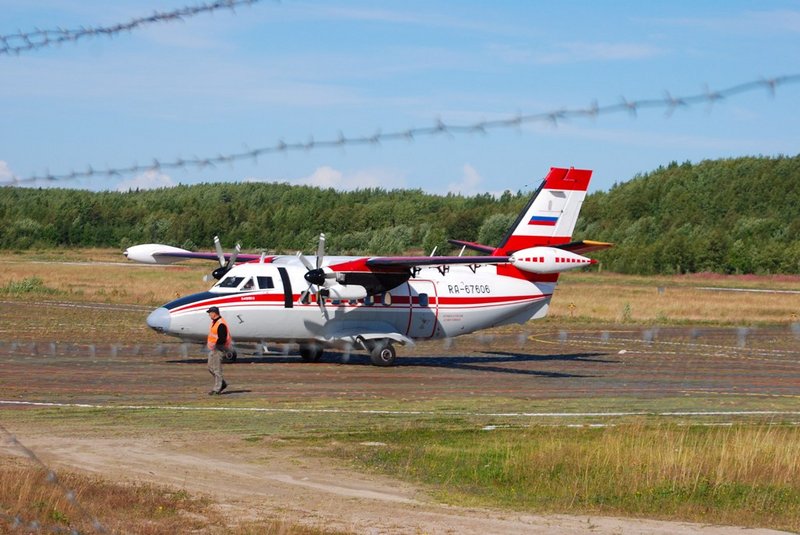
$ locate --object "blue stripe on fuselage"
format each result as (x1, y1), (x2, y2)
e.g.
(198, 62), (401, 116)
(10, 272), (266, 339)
(162, 291), (218, 310)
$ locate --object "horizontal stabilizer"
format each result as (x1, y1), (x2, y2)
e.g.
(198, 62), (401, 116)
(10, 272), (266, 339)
(554, 240), (613, 255)
(447, 239), (495, 254)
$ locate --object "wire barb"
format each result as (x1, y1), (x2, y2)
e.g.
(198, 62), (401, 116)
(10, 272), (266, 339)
(0, 0), (264, 56)
(4, 74), (800, 186)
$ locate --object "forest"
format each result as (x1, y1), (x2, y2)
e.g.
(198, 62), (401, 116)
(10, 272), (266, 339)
(1, 155), (799, 275)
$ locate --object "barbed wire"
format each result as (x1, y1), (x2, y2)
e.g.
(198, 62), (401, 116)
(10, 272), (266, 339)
(4, 73), (799, 187)
(0, 422), (108, 534)
(0, 321), (797, 359)
(0, 0), (262, 56)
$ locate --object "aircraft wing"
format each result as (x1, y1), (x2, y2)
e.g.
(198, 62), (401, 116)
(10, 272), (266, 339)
(153, 251), (264, 262)
(123, 243), (267, 265)
(365, 255), (510, 270)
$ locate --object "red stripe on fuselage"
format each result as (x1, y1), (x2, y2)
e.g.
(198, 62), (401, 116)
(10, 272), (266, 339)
(169, 291), (548, 314)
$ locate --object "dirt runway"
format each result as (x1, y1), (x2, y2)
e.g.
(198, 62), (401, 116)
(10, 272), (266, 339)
(1, 325), (798, 407)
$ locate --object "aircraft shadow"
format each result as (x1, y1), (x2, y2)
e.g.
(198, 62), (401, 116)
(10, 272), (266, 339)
(331, 351), (612, 378)
(165, 351), (612, 378)
(481, 350), (618, 364)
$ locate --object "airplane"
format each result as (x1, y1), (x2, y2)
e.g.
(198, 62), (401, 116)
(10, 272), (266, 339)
(124, 167), (611, 366)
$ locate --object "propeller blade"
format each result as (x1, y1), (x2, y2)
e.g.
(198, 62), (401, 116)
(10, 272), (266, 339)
(316, 290), (329, 319)
(227, 242), (241, 268)
(213, 236), (225, 267)
(316, 233), (326, 269)
(296, 251), (314, 271)
(207, 237), (241, 281)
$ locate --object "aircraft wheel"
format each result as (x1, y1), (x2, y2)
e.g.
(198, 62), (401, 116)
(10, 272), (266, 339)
(223, 350), (237, 363)
(299, 343), (324, 362)
(369, 342), (396, 367)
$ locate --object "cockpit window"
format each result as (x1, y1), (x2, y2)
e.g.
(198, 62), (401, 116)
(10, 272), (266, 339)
(257, 276), (274, 289)
(218, 276), (244, 288)
(242, 277), (255, 291)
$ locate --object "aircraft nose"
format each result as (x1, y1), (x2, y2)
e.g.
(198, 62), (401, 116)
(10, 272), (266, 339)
(146, 307), (171, 333)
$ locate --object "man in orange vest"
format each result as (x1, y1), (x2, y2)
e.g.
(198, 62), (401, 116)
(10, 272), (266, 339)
(206, 306), (231, 395)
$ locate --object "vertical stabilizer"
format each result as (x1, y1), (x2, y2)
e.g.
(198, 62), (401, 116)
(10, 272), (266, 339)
(494, 167), (592, 256)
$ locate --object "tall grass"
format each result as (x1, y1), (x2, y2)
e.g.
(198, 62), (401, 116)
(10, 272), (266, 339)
(0, 457), (347, 534)
(0, 276), (60, 296)
(339, 423), (800, 531)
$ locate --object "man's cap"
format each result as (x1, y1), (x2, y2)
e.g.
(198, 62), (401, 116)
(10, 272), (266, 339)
(206, 306), (220, 314)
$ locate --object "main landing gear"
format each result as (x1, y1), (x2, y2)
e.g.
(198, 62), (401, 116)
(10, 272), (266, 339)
(297, 340), (398, 366)
(299, 343), (324, 362)
(368, 340), (396, 367)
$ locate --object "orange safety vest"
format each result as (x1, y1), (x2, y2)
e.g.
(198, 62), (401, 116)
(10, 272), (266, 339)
(207, 316), (232, 350)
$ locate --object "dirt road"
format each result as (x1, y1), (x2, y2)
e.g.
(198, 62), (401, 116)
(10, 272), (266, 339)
(2, 429), (791, 535)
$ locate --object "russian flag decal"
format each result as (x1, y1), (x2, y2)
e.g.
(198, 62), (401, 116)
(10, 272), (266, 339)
(528, 215), (558, 226)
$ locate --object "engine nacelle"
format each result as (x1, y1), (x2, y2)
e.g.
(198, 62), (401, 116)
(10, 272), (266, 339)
(123, 244), (192, 264)
(321, 283), (368, 301)
(509, 246), (595, 274)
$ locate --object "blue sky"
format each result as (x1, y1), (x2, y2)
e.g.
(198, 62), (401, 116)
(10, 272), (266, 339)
(1, 0), (799, 194)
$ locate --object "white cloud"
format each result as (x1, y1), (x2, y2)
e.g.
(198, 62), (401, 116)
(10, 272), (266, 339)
(640, 10), (800, 34)
(447, 164), (483, 195)
(116, 170), (176, 192)
(246, 166), (407, 191)
(298, 166), (344, 188)
(524, 120), (784, 152)
(306, 5), (524, 35)
(296, 166), (405, 190)
(489, 41), (663, 65)
(0, 161), (14, 183)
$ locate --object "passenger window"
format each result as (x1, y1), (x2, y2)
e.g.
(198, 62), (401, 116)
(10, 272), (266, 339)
(363, 295), (373, 306)
(382, 293), (392, 306)
(418, 293), (429, 307)
(257, 276), (274, 289)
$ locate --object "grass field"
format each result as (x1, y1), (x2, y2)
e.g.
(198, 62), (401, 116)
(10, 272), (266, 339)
(2, 249), (800, 532)
(335, 423), (800, 531)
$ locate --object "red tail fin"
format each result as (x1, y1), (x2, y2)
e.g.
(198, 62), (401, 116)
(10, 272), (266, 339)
(495, 167), (593, 282)
(493, 167), (592, 256)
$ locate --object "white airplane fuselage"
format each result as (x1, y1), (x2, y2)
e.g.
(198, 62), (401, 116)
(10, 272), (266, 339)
(147, 259), (554, 347)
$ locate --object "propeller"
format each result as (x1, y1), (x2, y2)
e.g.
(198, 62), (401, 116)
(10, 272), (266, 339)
(297, 233), (336, 314)
(203, 235), (241, 282)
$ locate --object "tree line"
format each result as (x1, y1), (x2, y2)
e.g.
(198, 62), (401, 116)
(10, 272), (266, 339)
(1, 154), (799, 274)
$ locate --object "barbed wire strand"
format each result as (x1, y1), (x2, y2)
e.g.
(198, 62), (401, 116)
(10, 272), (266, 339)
(0, 0), (262, 56)
(0, 422), (108, 534)
(4, 74), (799, 187)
